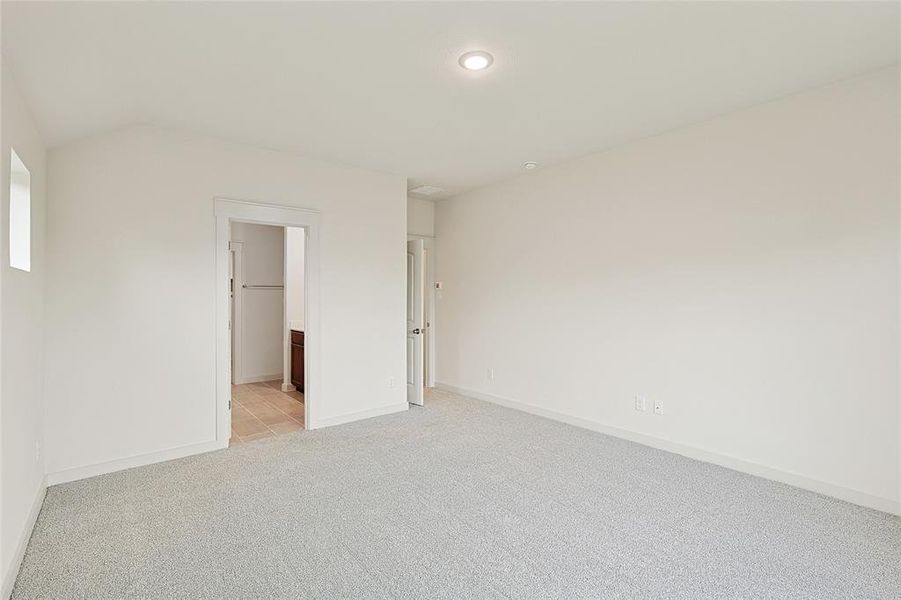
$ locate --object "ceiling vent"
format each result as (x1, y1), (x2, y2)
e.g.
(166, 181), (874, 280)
(409, 185), (444, 197)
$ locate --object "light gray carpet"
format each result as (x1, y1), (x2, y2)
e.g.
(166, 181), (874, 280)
(12, 390), (901, 599)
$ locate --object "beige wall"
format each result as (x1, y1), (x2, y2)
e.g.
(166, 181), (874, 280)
(407, 196), (435, 237)
(230, 222), (284, 382)
(44, 125), (407, 477)
(285, 227), (305, 331)
(0, 67), (47, 594)
(435, 69), (900, 512)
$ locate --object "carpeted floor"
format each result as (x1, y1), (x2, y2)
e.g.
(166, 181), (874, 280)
(12, 390), (901, 599)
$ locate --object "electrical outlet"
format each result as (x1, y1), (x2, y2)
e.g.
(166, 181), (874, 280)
(653, 398), (663, 415)
(34, 441), (41, 464)
(487, 368), (495, 382)
(634, 395), (647, 412)
(388, 377), (397, 389)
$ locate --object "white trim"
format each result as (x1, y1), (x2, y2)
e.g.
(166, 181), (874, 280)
(45, 440), (227, 487)
(436, 382), (900, 516)
(228, 241), (244, 385)
(315, 402), (408, 429)
(281, 383), (297, 393)
(235, 373), (283, 385)
(215, 198), (322, 435)
(282, 227), (290, 391)
(1, 479), (46, 600)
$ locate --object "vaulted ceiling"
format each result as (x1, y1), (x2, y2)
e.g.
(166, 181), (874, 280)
(3, 1), (898, 198)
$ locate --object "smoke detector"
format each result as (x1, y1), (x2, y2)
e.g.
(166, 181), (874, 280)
(523, 161), (538, 170)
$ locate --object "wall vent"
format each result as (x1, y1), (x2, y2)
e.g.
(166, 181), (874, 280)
(409, 185), (443, 196)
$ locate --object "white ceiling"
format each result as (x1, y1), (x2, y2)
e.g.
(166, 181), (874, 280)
(2, 1), (898, 198)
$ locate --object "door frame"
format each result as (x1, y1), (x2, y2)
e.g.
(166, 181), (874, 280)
(229, 241), (245, 384)
(407, 234), (436, 388)
(215, 198), (321, 442)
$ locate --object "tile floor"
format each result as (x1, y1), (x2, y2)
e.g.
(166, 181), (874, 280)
(230, 380), (304, 445)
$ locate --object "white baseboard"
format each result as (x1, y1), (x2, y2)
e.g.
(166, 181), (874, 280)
(281, 383), (296, 393)
(436, 382), (900, 516)
(46, 439), (228, 486)
(1, 478), (46, 600)
(235, 373), (282, 385)
(314, 402), (408, 429)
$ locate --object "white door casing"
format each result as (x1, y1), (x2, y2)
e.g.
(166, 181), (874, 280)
(406, 239), (424, 406)
(215, 198), (321, 440)
(229, 241), (244, 386)
(408, 235), (436, 388)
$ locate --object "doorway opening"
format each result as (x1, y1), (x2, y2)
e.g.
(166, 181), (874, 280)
(406, 236), (435, 407)
(215, 199), (320, 446)
(228, 223), (306, 445)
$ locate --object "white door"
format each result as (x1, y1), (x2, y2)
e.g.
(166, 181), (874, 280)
(406, 239), (424, 406)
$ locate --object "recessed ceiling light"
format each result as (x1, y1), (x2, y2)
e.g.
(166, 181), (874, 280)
(523, 161), (538, 170)
(459, 51), (494, 71)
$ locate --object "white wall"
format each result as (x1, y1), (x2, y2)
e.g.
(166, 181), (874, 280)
(283, 227), (305, 389)
(231, 222), (284, 382)
(407, 196), (435, 237)
(285, 227), (305, 331)
(436, 69), (900, 513)
(0, 67), (47, 595)
(44, 125), (407, 477)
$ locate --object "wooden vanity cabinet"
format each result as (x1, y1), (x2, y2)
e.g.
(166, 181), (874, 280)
(291, 330), (304, 392)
